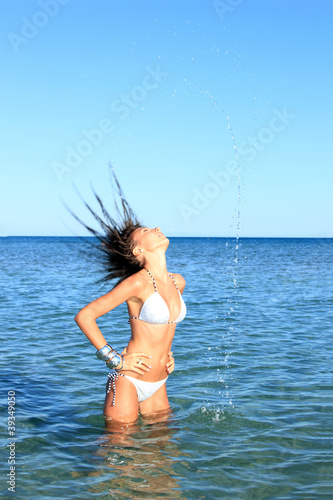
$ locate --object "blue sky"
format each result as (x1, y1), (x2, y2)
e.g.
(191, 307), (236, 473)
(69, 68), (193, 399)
(1, 0), (332, 237)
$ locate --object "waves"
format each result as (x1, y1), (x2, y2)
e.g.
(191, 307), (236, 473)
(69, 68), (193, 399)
(1, 237), (333, 498)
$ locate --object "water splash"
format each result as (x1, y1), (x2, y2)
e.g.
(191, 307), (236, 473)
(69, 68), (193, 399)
(180, 81), (242, 245)
(185, 83), (242, 298)
(179, 81), (243, 410)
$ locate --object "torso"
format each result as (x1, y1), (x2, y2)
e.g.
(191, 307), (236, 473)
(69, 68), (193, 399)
(122, 269), (186, 381)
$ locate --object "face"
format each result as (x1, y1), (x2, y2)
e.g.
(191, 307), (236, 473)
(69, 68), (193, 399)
(131, 226), (169, 255)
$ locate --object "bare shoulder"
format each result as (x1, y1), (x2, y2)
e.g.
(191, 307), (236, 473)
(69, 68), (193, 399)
(170, 272), (186, 293)
(75, 270), (148, 320)
(122, 269), (145, 287)
(122, 270), (145, 287)
(122, 269), (151, 300)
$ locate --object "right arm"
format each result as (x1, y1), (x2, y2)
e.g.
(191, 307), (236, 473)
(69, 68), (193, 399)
(74, 273), (151, 374)
(74, 273), (142, 350)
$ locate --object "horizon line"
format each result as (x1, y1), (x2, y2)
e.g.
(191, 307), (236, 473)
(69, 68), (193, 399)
(1, 235), (332, 239)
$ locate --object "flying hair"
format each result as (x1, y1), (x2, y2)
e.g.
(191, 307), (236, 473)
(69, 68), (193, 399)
(65, 164), (144, 288)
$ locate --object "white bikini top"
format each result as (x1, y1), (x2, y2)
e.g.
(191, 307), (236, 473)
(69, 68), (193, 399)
(128, 269), (187, 325)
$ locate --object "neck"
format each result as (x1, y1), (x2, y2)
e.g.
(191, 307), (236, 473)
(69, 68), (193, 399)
(144, 250), (169, 283)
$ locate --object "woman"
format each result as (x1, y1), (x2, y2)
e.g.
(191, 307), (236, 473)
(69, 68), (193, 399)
(73, 169), (187, 424)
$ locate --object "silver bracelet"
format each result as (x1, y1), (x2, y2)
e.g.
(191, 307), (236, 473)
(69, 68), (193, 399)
(115, 355), (125, 372)
(106, 353), (122, 369)
(104, 350), (118, 363)
(96, 343), (113, 361)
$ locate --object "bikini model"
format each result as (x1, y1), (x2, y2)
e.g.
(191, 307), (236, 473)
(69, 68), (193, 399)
(106, 269), (187, 405)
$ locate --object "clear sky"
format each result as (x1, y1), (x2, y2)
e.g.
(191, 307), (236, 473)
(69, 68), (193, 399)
(1, 0), (332, 237)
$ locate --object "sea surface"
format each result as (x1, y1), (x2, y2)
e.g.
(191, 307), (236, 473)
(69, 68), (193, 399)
(1, 236), (333, 499)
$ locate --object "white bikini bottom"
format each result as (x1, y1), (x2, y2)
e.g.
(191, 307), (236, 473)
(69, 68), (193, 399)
(107, 371), (168, 406)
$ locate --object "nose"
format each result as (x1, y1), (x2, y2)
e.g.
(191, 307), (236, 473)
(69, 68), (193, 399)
(155, 227), (160, 232)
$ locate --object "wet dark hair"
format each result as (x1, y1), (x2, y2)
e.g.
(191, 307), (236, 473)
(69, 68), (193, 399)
(66, 165), (144, 288)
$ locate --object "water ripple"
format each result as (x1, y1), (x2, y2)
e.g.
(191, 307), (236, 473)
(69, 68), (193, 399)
(1, 237), (332, 499)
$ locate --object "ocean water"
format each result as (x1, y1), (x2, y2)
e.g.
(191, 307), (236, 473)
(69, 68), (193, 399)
(1, 236), (333, 499)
